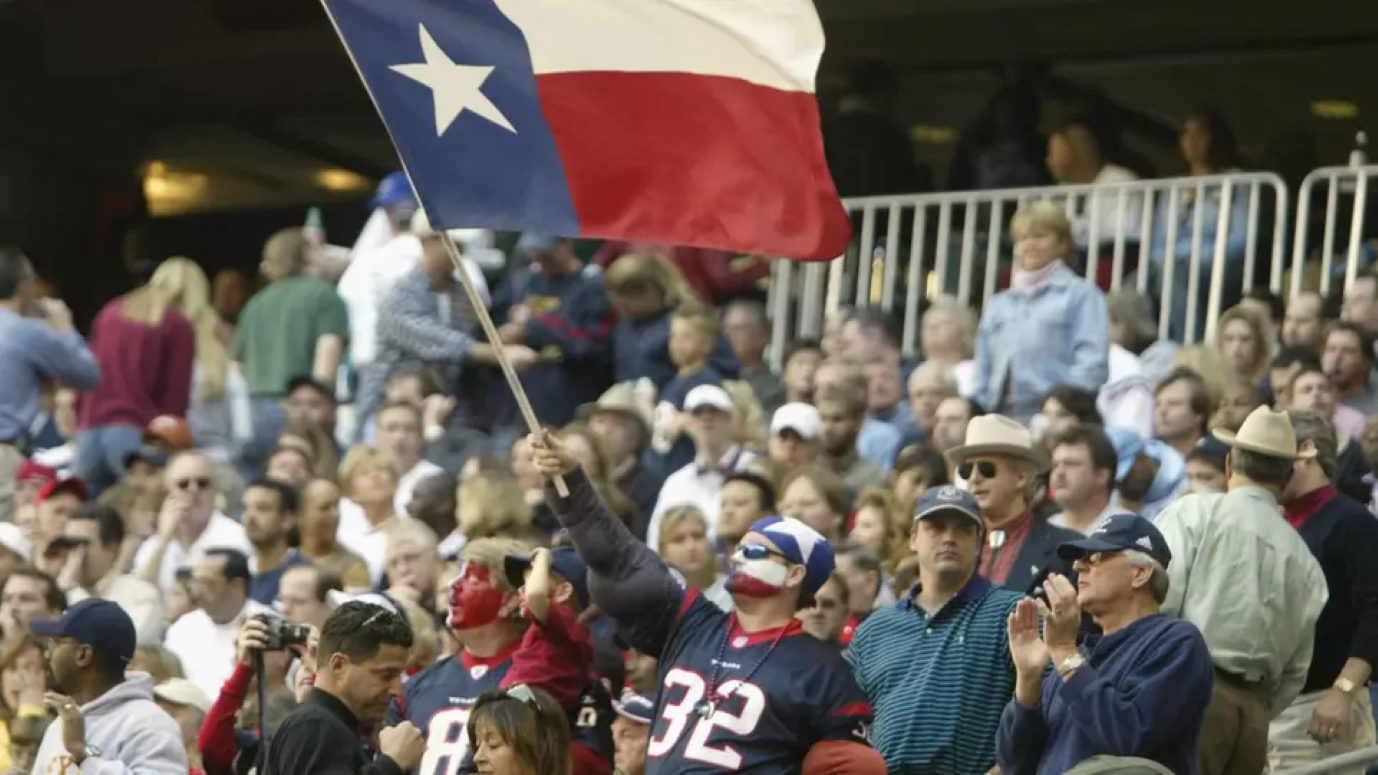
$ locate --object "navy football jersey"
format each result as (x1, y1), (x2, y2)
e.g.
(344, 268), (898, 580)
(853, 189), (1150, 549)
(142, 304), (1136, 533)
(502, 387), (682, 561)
(625, 589), (874, 774)
(386, 647), (613, 774)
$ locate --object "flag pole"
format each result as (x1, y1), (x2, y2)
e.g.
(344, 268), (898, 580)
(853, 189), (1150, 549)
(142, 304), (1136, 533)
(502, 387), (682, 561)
(437, 232), (569, 497)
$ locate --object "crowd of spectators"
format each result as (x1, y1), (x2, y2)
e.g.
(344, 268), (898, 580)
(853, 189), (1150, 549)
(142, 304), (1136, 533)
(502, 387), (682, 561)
(0, 105), (1376, 774)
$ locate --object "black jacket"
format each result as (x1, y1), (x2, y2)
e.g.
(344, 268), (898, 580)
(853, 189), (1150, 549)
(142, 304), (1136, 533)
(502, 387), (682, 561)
(263, 689), (403, 775)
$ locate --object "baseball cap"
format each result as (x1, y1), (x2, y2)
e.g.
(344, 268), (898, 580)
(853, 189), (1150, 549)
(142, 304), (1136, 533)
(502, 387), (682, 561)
(770, 403), (821, 441)
(15, 460), (57, 485)
(1056, 513), (1173, 569)
(743, 516), (834, 595)
(912, 485), (984, 532)
(503, 547), (590, 609)
(144, 415), (194, 451)
(36, 476), (88, 506)
(370, 172), (417, 209)
(288, 375), (337, 404)
(516, 233), (560, 255)
(0, 523), (31, 561)
(684, 385), (733, 414)
(153, 678), (212, 714)
(613, 690), (658, 725)
(30, 598), (137, 665)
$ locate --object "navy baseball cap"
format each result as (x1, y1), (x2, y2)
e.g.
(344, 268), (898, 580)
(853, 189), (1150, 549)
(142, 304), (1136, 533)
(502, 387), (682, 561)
(613, 690), (658, 724)
(1056, 513), (1173, 569)
(370, 172), (417, 209)
(504, 547), (590, 609)
(516, 232), (560, 255)
(744, 516), (834, 595)
(30, 599), (137, 664)
(912, 485), (984, 532)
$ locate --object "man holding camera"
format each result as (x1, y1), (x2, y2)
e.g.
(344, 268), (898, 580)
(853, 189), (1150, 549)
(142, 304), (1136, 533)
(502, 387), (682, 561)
(265, 601), (424, 774)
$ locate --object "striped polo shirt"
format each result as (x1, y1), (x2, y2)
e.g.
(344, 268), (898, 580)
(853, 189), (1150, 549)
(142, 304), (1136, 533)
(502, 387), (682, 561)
(846, 575), (1021, 774)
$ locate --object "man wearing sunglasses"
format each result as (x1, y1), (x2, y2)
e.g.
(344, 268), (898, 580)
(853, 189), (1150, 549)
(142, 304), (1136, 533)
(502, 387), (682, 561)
(132, 450), (251, 593)
(531, 430), (887, 775)
(945, 415), (1080, 596)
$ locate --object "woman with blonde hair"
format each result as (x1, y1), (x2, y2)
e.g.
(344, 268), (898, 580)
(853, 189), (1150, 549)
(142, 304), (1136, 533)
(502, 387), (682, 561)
(1214, 305), (1270, 386)
(149, 257), (252, 505)
(722, 380), (768, 452)
(656, 505), (731, 610)
(921, 296), (978, 396)
(336, 445), (403, 582)
(604, 254), (738, 388)
(75, 258), (197, 494)
(971, 201), (1110, 424)
(279, 422), (340, 482)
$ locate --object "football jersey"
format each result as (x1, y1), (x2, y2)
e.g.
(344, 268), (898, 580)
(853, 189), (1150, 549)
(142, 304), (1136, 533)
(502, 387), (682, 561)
(625, 589), (874, 774)
(386, 645), (614, 775)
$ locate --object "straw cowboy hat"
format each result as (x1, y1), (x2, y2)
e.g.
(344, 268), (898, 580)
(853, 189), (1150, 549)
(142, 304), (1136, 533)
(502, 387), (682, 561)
(1212, 406), (1316, 460)
(944, 414), (1050, 471)
(577, 382), (654, 442)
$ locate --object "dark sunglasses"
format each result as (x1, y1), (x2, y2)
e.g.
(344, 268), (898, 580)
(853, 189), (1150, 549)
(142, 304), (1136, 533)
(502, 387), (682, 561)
(958, 461), (999, 480)
(174, 477), (212, 492)
(738, 543), (791, 563)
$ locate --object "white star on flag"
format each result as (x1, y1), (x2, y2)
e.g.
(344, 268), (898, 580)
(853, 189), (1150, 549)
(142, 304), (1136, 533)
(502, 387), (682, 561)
(391, 24), (516, 136)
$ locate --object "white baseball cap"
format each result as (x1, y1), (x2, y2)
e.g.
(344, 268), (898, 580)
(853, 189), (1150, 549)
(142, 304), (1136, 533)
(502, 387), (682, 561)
(154, 679), (212, 714)
(0, 523), (31, 562)
(684, 385), (733, 414)
(770, 403), (822, 441)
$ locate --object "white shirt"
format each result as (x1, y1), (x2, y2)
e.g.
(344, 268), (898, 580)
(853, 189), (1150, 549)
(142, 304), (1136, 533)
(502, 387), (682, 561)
(165, 601), (265, 701)
(336, 506), (406, 585)
(133, 512), (252, 593)
(1098, 344), (1155, 440)
(646, 447), (757, 552)
(395, 459), (445, 516)
(69, 574), (166, 645)
(1069, 163), (1143, 248)
(338, 234), (490, 365)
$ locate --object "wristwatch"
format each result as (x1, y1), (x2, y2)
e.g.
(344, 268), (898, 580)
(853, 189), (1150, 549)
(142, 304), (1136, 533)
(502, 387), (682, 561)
(1334, 677), (1358, 695)
(74, 743), (101, 763)
(1057, 653), (1086, 678)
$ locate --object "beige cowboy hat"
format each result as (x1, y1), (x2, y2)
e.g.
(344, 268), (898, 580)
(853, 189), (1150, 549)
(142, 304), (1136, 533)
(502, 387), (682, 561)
(944, 414), (1050, 471)
(576, 382), (653, 441)
(1212, 406), (1316, 460)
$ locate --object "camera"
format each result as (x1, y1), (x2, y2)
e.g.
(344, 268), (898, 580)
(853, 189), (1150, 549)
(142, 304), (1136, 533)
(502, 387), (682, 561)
(255, 612), (310, 651)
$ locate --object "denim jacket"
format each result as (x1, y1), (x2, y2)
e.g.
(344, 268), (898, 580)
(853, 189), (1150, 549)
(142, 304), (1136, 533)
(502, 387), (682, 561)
(973, 266), (1110, 412)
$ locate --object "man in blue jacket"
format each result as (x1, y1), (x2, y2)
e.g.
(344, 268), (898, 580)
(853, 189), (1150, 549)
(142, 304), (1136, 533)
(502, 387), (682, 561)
(995, 514), (1214, 774)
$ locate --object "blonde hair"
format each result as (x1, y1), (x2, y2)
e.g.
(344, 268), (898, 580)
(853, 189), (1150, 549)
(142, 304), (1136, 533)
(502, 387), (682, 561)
(1172, 344), (1226, 409)
(262, 228), (309, 281)
(387, 519), (439, 556)
(670, 302), (719, 340)
(853, 488), (907, 572)
(1010, 200), (1074, 246)
(1215, 304), (1270, 383)
(722, 380), (767, 451)
(603, 254), (698, 307)
(922, 295), (978, 359)
(337, 445), (400, 495)
(285, 423), (342, 482)
(460, 537), (535, 592)
(656, 505), (710, 555)
(130, 643), (185, 684)
(394, 595), (438, 670)
(148, 257), (230, 400)
(458, 474), (532, 540)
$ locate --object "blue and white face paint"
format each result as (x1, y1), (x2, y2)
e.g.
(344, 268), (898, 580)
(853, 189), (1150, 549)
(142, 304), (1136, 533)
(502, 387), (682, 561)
(725, 543), (791, 598)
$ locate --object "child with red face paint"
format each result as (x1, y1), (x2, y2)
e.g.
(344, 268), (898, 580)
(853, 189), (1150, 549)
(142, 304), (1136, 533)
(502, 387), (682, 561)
(500, 546), (597, 711)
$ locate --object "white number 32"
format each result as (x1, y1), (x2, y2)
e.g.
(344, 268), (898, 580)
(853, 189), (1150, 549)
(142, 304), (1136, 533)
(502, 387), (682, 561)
(646, 668), (766, 769)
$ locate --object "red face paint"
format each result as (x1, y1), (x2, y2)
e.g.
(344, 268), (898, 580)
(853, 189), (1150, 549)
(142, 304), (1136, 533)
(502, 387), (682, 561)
(447, 562), (507, 630)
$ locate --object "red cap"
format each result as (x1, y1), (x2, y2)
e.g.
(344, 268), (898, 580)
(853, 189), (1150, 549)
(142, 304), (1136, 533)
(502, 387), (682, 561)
(144, 415), (194, 451)
(36, 477), (88, 506)
(15, 460), (57, 484)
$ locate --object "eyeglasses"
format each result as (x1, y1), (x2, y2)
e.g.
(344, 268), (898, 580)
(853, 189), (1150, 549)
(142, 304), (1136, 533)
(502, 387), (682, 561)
(175, 477), (213, 492)
(958, 461), (998, 480)
(1077, 551), (1123, 567)
(737, 543), (791, 563)
(503, 683), (540, 706)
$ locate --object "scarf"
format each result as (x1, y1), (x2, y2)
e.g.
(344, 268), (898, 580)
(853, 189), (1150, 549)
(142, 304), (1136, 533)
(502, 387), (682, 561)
(1010, 258), (1067, 292)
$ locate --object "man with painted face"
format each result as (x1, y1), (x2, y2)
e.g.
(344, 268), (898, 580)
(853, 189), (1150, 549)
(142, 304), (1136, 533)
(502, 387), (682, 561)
(530, 430), (886, 775)
(385, 537), (614, 775)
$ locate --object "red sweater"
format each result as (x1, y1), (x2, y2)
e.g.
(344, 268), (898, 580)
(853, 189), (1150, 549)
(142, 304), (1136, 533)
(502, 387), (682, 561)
(198, 661), (254, 773)
(78, 297), (195, 429)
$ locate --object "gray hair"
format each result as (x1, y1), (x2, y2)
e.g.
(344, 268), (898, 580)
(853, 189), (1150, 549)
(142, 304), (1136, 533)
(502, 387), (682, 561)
(1122, 549), (1169, 604)
(1286, 409), (1338, 479)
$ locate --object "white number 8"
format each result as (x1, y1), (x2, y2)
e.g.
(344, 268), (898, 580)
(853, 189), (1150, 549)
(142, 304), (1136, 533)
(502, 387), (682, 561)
(420, 707), (471, 775)
(646, 668), (766, 769)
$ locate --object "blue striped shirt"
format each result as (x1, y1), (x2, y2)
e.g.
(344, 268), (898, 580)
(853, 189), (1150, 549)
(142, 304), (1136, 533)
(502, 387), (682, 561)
(846, 575), (1021, 774)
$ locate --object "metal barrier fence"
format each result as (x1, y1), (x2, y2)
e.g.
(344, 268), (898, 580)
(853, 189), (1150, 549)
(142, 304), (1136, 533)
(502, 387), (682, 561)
(766, 172), (1289, 369)
(1290, 164), (1378, 298)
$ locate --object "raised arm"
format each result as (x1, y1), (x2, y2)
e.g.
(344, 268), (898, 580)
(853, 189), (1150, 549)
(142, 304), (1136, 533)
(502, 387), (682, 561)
(532, 432), (684, 647)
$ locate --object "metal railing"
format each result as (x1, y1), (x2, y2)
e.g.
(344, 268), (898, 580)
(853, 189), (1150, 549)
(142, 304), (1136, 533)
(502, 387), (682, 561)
(766, 172), (1289, 368)
(1289, 164), (1378, 298)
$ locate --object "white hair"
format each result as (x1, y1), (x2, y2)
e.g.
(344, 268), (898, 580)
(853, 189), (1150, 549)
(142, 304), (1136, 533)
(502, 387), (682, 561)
(1122, 549), (1170, 604)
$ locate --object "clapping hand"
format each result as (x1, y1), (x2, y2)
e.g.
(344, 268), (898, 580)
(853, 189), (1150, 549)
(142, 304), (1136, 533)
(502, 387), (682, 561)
(1006, 598), (1048, 676)
(1035, 573), (1081, 651)
(44, 692), (87, 761)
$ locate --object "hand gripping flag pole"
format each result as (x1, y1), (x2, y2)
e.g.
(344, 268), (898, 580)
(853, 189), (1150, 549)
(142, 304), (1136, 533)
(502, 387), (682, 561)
(433, 227), (569, 497)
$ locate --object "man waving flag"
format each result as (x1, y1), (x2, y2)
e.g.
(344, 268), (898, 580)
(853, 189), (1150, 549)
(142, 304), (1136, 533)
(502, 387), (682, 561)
(322, 0), (851, 260)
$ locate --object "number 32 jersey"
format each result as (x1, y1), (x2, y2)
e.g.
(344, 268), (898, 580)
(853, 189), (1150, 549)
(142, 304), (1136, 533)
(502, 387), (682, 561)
(634, 589), (875, 774)
(385, 646), (613, 775)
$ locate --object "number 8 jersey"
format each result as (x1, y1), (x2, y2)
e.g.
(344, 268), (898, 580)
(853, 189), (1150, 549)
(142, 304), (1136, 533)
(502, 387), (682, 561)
(385, 644), (614, 774)
(632, 589), (875, 774)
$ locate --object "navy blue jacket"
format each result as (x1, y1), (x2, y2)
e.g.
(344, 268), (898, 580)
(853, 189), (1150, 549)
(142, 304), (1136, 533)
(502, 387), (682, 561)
(610, 307), (738, 389)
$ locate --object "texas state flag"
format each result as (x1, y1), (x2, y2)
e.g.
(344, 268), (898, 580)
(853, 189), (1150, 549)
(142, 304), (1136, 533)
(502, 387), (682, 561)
(322, 0), (851, 260)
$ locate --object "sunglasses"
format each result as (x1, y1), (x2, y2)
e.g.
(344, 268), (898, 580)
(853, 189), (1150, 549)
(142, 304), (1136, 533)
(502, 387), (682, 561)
(958, 461), (999, 480)
(1077, 551), (1123, 567)
(174, 477), (213, 492)
(737, 543), (791, 563)
(503, 683), (540, 706)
